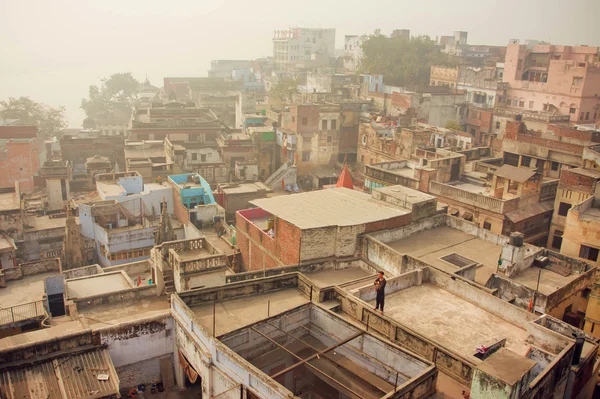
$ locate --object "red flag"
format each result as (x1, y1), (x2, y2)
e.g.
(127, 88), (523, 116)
(528, 297), (533, 312)
(281, 179), (285, 189)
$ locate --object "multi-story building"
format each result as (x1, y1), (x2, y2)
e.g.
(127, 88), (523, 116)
(342, 35), (367, 72)
(272, 27), (336, 71)
(548, 149), (600, 253)
(208, 60), (252, 78)
(503, 43), (600, 123)
(0, 126), (44, 193)
(79, 199), (156, 267)
(430, 65), (458, 88)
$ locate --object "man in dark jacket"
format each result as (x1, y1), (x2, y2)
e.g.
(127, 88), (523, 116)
(374, 271), (387, 313)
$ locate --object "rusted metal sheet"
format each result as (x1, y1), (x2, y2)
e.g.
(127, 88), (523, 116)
(0, 349), (119, 399)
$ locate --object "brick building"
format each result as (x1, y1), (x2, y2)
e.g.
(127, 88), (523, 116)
(503, 43), (600, 123)
(235, 186), (436, 271)
(0, 126), (45, 193)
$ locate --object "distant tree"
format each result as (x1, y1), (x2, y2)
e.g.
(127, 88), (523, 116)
(359, 31), (457, 87)
(0, 96), (67, 136)
(269, 78), (299, 103)
(81, 73), (140, 118)
(445, 120), (463, 131)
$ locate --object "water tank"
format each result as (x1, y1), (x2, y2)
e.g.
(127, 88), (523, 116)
(509, 232), (524, 247)
(515, 114), (523, 121)
(571, 335), (585, 365)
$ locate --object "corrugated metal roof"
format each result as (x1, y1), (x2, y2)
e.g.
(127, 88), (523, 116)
(0, 349), (119, 399)
(493, 165), (536, 183)
(505, 201), (554, 223)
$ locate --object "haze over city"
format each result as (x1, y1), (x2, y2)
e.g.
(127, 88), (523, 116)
(2, 1), (600, 398)
(1, 0), (598, 125)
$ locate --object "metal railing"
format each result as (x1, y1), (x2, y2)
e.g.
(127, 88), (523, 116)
(0, 301), (45, 326)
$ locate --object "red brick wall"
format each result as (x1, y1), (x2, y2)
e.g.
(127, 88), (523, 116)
(547, 124), (599, 142)
(275, 218), (301, 265)
(363, 214), (412, 233)
(0, 139), (39, 192)
(505, 121), (585, 155)
(0, 126), (38, 139)
(558, 169), (599, 194)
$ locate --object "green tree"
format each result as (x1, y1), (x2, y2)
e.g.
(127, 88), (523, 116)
(359, 31), (457, 87)
(445, 120), (463, 131)
(81, 73), (140, 118)
(269, 78), (299, 103)
(0, 97), (67, 136)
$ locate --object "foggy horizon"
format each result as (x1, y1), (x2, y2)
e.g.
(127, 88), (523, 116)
(1, 0), (598, 127)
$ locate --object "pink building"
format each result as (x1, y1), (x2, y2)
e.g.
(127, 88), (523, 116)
(503, 43), (600, 123)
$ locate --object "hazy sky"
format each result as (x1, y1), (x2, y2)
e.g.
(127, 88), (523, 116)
(1, 0), (598, 127)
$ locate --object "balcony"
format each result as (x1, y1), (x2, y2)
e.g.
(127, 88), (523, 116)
(429, 181), (521, 214)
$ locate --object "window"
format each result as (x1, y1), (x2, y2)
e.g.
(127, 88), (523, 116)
(302, 151), (310, 162)
(451, 83), (455, 88)
(552, 230), (563, 250)
(483, 221), (492, 230)
(579, 245), (600, 262)
(496, 121), (501, 129)
(506, 97), (511, 105)
(513, 99), (518, 106)
(330, 120), (336, 130)
(302, 117), (308, 125)
(361, 155), (364, 163)
(519, 100), (524, 107)
(551, 161), (559, 171)
(201, 154), (206, 162)
(585, 112), (590, 120)
(529, 101), (534, 109)
(558, 202), (571, 216)
(470, 128), (476, 135)
(321, 119), (327, 130)
(573, 77), (583, 86)
(570, 107), (576, 114)
(327, 136), (332, 143)
(192, 153), (197, 161)
(543, 104), (549, 111)
(361, 135), (367, 145)
(580, 112), (585, 120)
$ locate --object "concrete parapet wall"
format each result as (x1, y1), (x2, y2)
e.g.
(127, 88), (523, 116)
(62, 264), (103, 280)
(5, 258), (61, 281)
(73, 285), (157, 310)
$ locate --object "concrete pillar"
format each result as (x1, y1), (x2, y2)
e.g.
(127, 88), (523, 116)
(502, 178), (510, 198)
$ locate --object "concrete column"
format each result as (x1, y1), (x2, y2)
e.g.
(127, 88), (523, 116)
(502, 178), (510, 198)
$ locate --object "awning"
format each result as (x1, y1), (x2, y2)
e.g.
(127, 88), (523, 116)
(505, 201), (554, 223)
(463, 211), (474, 220)
(494, 165), (536, 183)
(449, 208), (459, 216)
(0, 348), (119, 399)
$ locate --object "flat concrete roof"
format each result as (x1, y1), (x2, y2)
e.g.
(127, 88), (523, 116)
(511, 266), (579, 296)
(66, 273), (133, 299)
(477, 348), (536, 385)
(219, 182), (271, 195)
(77, 296), (170, 328)
(374, 284), (529, 358)
(304, 267), (372, 288)
(24, 215), (73, 231)
(97, 182), (126, 197)
(249, 188), (409, 229)
(387, 226), (501, 285)
(0, 271), (58, 307)
(0, 192), (19, 212)
(191, 288), (309, 336)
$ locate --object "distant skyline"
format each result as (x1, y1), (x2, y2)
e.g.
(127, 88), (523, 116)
(1, 0), (598, 127)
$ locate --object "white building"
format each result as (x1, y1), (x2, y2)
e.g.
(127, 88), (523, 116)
(95, 171), (174, 217)
(343, 35), (367, 72)
(273, 27), (335, 71)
